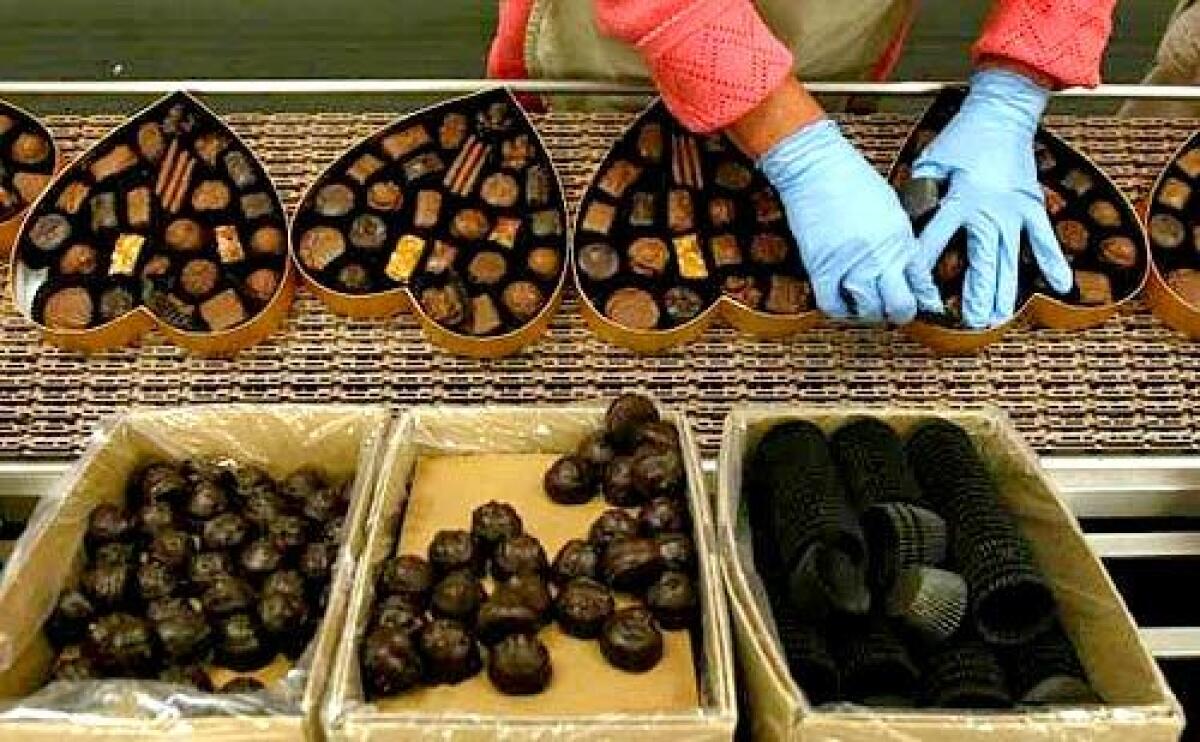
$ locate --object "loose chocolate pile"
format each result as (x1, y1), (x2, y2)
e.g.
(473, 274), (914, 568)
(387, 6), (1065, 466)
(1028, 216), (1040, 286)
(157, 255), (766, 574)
(292, 89), (566, 337)
(360, 394), (700, 699)
(892, 90), (1145, 326)
(0, 103), (54, 224)
(1149, 138), (1200, 308)
(17, 93), (287, 333)
(574, 102), (812, 331)
(41, 458), (350, 692)
(746, 417), (1099, 708)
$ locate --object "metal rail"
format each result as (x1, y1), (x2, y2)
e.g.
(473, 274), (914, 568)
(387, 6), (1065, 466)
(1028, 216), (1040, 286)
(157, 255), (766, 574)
(0, 79), (1199, 99)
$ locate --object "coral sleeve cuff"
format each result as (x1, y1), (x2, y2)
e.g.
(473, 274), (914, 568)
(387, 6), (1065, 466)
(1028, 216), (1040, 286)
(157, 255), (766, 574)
(972, 0), (1116, 88)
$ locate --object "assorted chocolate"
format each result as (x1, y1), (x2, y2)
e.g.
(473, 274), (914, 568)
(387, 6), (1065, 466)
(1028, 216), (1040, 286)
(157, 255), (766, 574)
(0, 101), (55, 225)
(575, 102), (812, 331)
(745, 416), (1098, 708)
(16, 93), (287, 333)
(293, 89), (566, 338)
(891, 90), (1145, 327)
(40, 458), (351, 692)
(360, 394), (700, 701)
(1149, 135), (1200, 308)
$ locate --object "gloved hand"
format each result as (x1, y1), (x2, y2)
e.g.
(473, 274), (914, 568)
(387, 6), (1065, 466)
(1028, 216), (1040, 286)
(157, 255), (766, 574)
(760, 118), (920, 323)
(906, 68), (1072, 329)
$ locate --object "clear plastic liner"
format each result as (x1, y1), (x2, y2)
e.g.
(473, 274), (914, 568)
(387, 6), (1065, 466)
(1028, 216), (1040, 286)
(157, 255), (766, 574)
(717, 405), (1185, 741)
(0, 404), (391, 739)
(322, 404), (737, 742)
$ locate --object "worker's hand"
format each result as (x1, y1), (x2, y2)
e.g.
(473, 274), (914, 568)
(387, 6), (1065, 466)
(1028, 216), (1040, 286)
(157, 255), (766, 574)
(907, 68), (1072, 329)
(760, 118), (920, 323)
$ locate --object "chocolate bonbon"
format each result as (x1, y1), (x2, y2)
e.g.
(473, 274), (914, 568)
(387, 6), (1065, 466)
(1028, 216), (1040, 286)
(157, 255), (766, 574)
(0, 101), (54, 227)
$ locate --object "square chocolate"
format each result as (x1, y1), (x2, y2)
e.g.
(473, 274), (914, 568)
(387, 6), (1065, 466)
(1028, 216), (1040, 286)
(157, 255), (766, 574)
(582, 202), (616, 235)
(240, 192), (275, 220)
(386, 236), (426, 282)
(224, 151), (257, 190)
(599, 160), (642, 199)
(90, 192), (118, 232)
(531, 210), (562, 238)
(638, 123), (664, 163)
(425, 240), (458, 275)
(629, 192), (656, 227)
(215, 225), (246, 264)
(526, 166), (550, 207)
(382, 126), (431, 160)
(440, 114), (469, 150)
(415, 190), (442, 228)
(200, 289), (248, 331)
(673, 235), (707, 280)
(348, 153), (385, 184)
(709, 198), (735, 228)
(491, 217), (522, 249)
(751, 189), (783, 224)
(404, 152), (445, 183)
(765, 275), (810, 314)
(126, 187), (151, 229)
(469, 294), (502, 335)
(109, 234), (144, 276)
(668, 190), (693, 233)
(709, 234), (742, 267)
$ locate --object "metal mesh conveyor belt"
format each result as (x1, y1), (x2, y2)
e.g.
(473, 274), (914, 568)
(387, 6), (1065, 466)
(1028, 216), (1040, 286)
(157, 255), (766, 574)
(2, 110), (1200, 461)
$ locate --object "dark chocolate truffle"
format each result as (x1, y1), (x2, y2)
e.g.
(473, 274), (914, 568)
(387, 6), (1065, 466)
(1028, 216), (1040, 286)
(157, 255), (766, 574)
(189, 551), (235, 588)
(606, 394), (660, 449)
(259, 591), (311, 649)
(362, 626), (423, 698)
(45, 590), (96, 648)
(379, 555), (435, 603)
(86, 612), (159, 676)
(477, 586), (541, 645)
(492, 534), (549, 581)
(605, 288), (660, 330)
(155, 607), (213, 662)
(602, 456), (640, 506)
(373, 594), (426, 635)
(240, 538), (285, 581)
(631, 447), (685, 500)
(418, 618), (481, 685)
(87, 503), (134, 549)
(588, 509), (640, 551)
(203, 512), (250, 551)
(488, 634), (552, 695)
(638, 496), (690, 536)
(552, 539), (601, 585)
(554, 577), (614, 639)
(600, 607), (663, 673)
(543, 455), (595, 505)
(214, 613), (274, 672)
(430, 570), (486, 623)
(578, 243), (620, 282)
(576, 432), (617, 475)
(428, 530), (483, 576)
(201, 575), (256, 617)
(645, 570), (698, 630)
(656, 532), (697, 573)
(602, 537), (665, 592)
(471, 501), (524, 552)
(136, 560), (180, 602)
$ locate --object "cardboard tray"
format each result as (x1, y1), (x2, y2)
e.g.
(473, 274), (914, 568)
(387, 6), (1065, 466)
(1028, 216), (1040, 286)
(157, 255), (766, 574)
(0, 405), (392, 740)
(888, 90), (1150, 355)
(289, 88), (569, 359)
(0, 98), (59, 256)
(322, 405), (737, 741)
(8, 92), (295, 356)
(571, 99), (820, 354)
(717, 405), (1183, 741)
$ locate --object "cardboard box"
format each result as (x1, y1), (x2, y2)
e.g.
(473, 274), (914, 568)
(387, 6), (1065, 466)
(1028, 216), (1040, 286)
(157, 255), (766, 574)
(0, 405), (391, 740)
(323, 405), (737, 741)
(717, 405), (1183, 741)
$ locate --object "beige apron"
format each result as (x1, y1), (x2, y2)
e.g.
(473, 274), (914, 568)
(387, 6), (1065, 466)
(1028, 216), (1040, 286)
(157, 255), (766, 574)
(523, 0), (915, 111)
(1120, 0), (1200, 118)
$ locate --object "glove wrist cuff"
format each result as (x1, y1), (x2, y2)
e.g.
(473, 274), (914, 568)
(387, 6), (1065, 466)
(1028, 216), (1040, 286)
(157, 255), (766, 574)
(757, 118), (845, 192)
(964, 68), (1050, 135)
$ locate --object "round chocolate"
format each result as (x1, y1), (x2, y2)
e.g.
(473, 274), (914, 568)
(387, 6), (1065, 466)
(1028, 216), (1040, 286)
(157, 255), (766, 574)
(420, 284), (468, 326)
(299, 227), (346, 272)
(93, 542), (135, 566)
(430, 570), (486, 623)
(451, 209), (490, 241)
(552, 539), (601, 585)
(155, 607), (213, 662)
(602, 456), (640, 506)
(505, 572), (552, 618)
(11, 132), (50, 164)
(251, 226), (285, 256)
(629, 237), (669, 277)
(87, 503), (134, 548)
(299, 541), (336, 582)
(368, 181), (403, 211)
(468, 251), (507, 286)
(349, 213), (388, 251)
(1089, 200), (1122, 228)
(554, 577), (614, 639)
(418, 618), (481, 685)
(634, 421), (679, 451)
(543, 455), (595, 505)
(576, 431), (617, 475)
(159, 663), (213, 691)
(645, 570), (698, 630)
(663, 287), (704, 323)
(599, 606), (663, 673)
(337, 262), (372, 293)
(267, 514), (309, 553)
(605, 394), (660, 449)
(362, 626), (423, 698)
(136, 560), (179, 602)
(192, 180), (231, 211)
(578, 243), (619, 282)
(52, 645), (98, 682)
(259, 590), (311, 641)
(528, 247), (562, 281)
(186, 479), (228, 522)
(43, 287), (93, 330)
(220, 676), (265, 693)
(142, 255), (172, 279)
(588, 509), (640, 551)
(29, 214), (71, 252)
(201, 575), (256, 617)
(488, 634), (552, 696)
(45, 590), (96, 648)
(1150, 214), (1186, 250)
(86, 612), (159, 676)
(656, 532), (696, 573)
(181, 258), (220, 298)
(189, 551), (235, 588)
(379, 555), (435, 602)
(214, 613), (274, 672)
(315, 183), (356, 217)
(1099, 236), (1138, 269)
(476, 586), (541, 645)
(638, 496), (689, 535)
(501, 281), (545, 321)
(632, 447), (685, 500)
(1055, 220), (1089, 256)
(245, 268), (280, 302)
(750, 234), (789, 265)
(428, 529), (483, 576)
(602, 537), (665, 593)
(373, 594), (426, 635)
(492, 534), (549, 581)
(605, 288), (660, 329)
(149, 529), (193, 571)
(166, 219), (205, 252)
(263, 569), (307, 599)
(481, 173), (519, 208)
(99, 286), (135, 323)
(471, 501), (524, 551)
(240, 538), (284, 580)
(59, 243), (99, 275)
(203, 512), (250, 551)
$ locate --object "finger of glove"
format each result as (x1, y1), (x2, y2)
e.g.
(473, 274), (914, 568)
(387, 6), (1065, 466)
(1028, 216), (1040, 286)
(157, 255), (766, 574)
(904, 253), (945, 315)
(915, 200), (965, 268)
(962, 218), (1002, 329)
(842, 261), (885, 322)
(990, 218), (1022, 326)
(811, 275), (851, 319)
(878, 258), (918, 324)
(1025, 205), (1073, 294)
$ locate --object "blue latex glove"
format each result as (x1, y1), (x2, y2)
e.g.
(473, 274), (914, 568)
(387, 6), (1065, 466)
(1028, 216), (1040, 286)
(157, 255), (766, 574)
(760, 119), (919, 323)
(906, 69), (1072, 329)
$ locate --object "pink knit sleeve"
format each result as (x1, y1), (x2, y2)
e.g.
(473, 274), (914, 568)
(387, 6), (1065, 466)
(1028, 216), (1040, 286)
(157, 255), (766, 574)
(595, 0), (794, 133)
(972, 0), (1116, 88)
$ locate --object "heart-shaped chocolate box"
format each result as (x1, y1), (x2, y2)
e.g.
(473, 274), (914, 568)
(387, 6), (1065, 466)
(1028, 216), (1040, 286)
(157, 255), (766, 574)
(0, 98), (58, 254)
(10, 92), (294, 354)
(572, 99), (818, 353)
(889, 89), (1148, 354)
(1144, 131), (1200, 337)
(291, 88), (568, 358)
